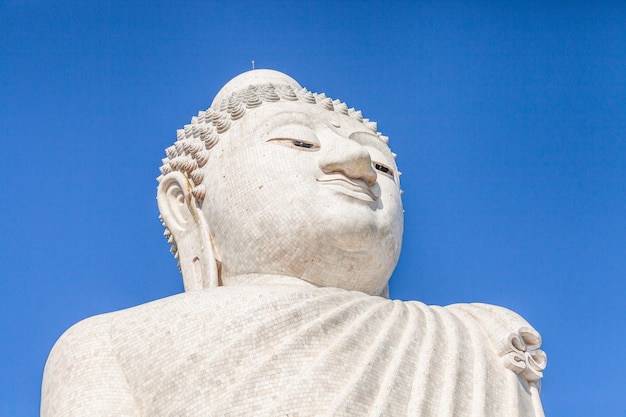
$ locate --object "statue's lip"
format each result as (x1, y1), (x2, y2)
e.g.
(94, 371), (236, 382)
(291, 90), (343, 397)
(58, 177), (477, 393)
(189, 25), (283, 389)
(316, 174), (380, 202)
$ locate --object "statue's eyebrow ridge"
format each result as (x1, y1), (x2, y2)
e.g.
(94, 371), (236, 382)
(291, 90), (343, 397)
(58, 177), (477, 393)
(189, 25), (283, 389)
(349, 131), (390, 152)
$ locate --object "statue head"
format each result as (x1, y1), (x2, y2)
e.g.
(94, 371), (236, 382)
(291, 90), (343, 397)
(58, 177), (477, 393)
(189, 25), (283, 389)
(157, 69), (403, 296)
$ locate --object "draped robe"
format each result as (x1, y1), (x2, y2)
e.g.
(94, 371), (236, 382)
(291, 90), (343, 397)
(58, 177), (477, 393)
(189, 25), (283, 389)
(42, 277), (546, 417)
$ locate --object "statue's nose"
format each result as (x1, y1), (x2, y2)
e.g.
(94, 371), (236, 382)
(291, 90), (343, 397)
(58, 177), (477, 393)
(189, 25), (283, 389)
(318, 139), (377, 186)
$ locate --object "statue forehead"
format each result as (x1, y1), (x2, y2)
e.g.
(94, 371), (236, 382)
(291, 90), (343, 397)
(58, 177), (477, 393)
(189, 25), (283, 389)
(223, 101), (395, 158)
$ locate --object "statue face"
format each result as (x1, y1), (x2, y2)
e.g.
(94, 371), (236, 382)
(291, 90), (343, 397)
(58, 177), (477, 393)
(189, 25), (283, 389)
(201, 100), (403, 295)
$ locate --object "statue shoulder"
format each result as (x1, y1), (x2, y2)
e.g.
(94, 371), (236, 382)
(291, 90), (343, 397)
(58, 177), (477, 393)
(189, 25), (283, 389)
(443, 302), (539, 341)
(40, 287), (277, 416)
(41, 312), (140, 417)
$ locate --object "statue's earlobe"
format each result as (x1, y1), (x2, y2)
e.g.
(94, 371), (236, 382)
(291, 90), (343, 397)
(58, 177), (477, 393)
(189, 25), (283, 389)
(157, 171), (219, 291)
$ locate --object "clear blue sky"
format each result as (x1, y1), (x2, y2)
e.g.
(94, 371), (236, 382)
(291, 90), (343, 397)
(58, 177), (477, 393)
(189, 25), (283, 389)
(1, 1), (624, 415)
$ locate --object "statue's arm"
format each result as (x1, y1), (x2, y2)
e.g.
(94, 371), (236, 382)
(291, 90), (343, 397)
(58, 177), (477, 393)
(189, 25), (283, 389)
(41, 314), (140, 417)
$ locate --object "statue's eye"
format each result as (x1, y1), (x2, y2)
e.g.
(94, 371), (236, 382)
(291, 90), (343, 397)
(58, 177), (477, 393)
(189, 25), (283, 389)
(292, 140), (315, 149)
(373, 162), (394, 177)
(268, 138), (320, 151)
(267, 124), (320, 151)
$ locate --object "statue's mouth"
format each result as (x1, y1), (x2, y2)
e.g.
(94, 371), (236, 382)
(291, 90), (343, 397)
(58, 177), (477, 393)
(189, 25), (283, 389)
(316, 174), (380, 203)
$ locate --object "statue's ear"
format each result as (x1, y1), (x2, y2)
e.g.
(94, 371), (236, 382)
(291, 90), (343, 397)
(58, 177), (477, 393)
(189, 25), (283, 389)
(157, 171), (219, 291)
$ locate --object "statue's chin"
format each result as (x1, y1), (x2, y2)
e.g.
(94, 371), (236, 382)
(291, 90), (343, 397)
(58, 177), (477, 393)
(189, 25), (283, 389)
(317, 211), (386, 249)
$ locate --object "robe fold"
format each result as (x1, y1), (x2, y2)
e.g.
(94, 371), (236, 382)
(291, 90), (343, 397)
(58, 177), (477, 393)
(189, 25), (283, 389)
(42, 282), (546, 417)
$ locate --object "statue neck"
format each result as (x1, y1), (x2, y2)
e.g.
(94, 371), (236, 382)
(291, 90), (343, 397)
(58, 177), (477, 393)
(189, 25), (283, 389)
(220, 273), (318, 289)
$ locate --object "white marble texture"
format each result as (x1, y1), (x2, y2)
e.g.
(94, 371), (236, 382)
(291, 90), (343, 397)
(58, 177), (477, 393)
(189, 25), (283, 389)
(41, 69), (546, 417)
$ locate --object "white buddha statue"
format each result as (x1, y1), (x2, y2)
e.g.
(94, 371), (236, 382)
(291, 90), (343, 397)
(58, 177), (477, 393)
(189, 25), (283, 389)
(41, 69), (547, 417)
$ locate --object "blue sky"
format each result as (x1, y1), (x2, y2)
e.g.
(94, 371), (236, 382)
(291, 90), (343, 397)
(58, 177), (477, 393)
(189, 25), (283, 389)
(1, 1), (624, 415)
